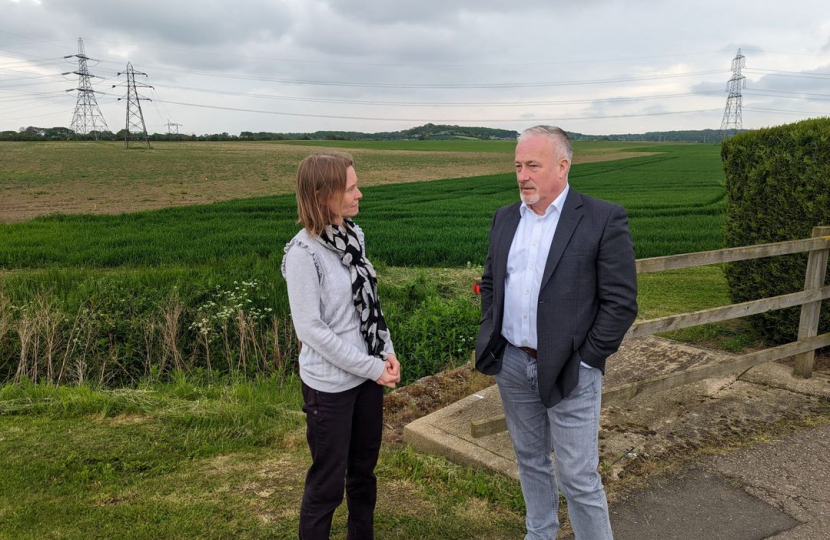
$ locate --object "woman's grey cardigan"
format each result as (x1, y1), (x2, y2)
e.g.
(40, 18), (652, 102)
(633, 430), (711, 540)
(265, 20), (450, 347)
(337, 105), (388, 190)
(281, 225), (395, 393)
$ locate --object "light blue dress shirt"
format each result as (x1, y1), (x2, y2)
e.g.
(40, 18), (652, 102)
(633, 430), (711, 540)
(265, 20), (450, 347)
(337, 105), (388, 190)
(501, 184), (592, 368)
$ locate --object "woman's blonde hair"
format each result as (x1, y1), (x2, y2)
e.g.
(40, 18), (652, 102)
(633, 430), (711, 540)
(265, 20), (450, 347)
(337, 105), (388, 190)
(295, 152), (354, 236)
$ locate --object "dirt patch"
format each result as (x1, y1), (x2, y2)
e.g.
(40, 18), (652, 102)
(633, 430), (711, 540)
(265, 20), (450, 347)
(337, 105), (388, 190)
(106, 413), (151, 425)
(201, 453), (306, 486)
(200, 453), (259, 479)
(384, 362), (494, 444)
(376, 478), (440, 517)
(0, 141), (654, 222)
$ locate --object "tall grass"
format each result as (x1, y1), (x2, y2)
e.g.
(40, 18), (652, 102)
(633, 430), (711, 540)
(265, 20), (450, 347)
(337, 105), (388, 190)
(0, 267), (481, 386)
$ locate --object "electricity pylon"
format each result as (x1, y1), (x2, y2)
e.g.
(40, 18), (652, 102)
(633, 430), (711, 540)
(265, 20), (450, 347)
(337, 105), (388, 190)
(114, 63), (153, 149)
(66, 38), (109, 140)
(719, 48), (746, 140)
(165, 120), (182, 141)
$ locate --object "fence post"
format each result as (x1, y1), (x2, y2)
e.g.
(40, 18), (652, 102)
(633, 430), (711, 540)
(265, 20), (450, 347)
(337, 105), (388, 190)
(793, 225), (830, 378)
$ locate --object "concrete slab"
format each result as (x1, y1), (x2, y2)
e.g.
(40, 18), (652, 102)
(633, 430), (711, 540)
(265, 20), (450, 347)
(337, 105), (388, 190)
(401, 384), (519, 478)
(739, 361), (830, 398)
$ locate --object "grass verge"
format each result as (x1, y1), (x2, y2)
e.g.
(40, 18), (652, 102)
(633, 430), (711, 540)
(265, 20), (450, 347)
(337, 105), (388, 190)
(0, 376), (526, 540)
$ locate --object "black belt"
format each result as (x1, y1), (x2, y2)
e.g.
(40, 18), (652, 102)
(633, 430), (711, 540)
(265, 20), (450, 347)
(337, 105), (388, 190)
(517, 346), (537, 359)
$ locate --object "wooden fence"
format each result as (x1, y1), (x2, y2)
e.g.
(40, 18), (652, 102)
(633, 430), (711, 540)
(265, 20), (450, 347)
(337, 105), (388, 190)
(471, 226), (830, 439)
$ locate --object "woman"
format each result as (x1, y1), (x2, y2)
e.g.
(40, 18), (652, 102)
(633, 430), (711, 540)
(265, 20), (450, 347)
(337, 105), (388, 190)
(282, 152), (400, 540)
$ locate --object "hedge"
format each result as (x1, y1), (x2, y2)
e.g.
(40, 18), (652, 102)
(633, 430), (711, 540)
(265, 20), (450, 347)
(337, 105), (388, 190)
(722, 117), (830, 345)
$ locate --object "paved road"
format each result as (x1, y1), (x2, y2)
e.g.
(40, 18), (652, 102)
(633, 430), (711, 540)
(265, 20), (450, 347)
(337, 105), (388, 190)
(600, 424), (830, 540)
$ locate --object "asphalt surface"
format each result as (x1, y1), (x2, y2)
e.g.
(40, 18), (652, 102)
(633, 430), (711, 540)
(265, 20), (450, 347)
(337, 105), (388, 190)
(575, 424), (830, 540)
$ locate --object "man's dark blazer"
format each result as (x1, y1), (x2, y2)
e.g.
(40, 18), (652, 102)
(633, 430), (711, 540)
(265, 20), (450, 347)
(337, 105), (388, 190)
(475, 187), (638, 407)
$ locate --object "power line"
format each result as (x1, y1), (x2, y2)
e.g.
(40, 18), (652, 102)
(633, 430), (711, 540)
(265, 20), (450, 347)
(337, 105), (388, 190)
(0, 89), (68, 99)
(0, 31), (737, 69)
(745, 90), (830, 102)
(0, 79), (69, 90)
(745, 88), (830, 99)
(0, 94), (69, 111)
(90, 61), (729, 89)
(0, 67), (68, 80)
(1, 59), (725, 108)
(0, 46), (64, 63)
(3, 38), (829, 131)
(149, 82), (723, 108)
(744, 106), (829, 116)
(82, 37), (728, 68)
(0, 57), (67, 69)
(740, 47), (830, 59)
(0, 32), (735, 71)
(0, 29), (78, 49)
(744, 68), (830, 80)
(151, 97), (722, 123)
(2, 104), (77, 123)
(149, 86), (175, 128)
(0, 96), (75, 116)
(0, 47), (733, 90)
(1, 46), (732, 91)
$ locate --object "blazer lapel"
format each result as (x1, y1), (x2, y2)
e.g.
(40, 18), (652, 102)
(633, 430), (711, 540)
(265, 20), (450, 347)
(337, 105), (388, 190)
(540, 189), (584, 290)
(495, 203), (521, 307)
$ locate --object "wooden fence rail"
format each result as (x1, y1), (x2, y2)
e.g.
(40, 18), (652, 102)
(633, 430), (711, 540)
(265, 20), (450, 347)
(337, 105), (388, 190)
(471, 226), (830, 439)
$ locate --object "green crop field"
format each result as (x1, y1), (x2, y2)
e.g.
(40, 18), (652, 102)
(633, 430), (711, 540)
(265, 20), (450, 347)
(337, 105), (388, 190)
(0, 144), (724, 269)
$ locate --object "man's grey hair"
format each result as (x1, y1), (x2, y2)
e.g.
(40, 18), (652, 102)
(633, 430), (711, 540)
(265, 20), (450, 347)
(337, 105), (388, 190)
(518, 125), (573, 162)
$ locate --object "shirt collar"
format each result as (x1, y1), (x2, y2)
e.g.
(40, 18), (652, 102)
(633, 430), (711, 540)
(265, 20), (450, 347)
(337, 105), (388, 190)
(520, 183), (570, 218)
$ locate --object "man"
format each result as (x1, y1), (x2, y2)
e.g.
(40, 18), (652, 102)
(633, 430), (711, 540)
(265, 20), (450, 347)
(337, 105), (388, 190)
(476, 125), (637, 540)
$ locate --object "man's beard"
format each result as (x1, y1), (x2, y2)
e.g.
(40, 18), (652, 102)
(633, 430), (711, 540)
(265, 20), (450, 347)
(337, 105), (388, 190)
(520, 183), (539, 205)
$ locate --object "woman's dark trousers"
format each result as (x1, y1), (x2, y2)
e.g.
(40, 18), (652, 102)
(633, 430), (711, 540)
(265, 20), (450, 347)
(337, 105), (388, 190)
(299, 379), (383, 540)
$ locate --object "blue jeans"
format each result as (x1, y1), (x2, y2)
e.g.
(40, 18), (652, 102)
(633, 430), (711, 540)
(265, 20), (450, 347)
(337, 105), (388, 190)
(495, 344), (613, 540)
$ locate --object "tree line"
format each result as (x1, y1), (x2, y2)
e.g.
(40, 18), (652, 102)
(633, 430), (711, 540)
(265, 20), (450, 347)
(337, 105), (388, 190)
(1, 124), (744, 143)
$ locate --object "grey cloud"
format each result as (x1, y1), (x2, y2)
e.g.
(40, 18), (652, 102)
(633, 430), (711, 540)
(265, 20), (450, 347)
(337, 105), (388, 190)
(44, 0), (292, 48)
(0, 4), (58, 43)
(748, 64), (830, 94)
(288, 5), (494, 66)
(320, 0), (609, 25)
(3, 0), (830, 135)
(642, 102), (668, 114)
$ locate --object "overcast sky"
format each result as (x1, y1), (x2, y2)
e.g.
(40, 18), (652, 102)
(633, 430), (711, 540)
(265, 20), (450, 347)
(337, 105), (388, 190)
(2, 0), (829, 136)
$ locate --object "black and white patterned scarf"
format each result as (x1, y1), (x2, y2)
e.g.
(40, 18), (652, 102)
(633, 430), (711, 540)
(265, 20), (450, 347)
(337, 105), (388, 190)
(319, 219), (389, 356)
